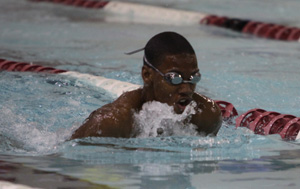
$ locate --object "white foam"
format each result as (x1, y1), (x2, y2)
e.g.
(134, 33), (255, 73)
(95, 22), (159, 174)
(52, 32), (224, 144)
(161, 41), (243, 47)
(133, 101), (198, 138)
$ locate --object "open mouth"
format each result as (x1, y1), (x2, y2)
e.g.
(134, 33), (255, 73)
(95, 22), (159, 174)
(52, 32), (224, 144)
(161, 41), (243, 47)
(176, 98), (192, 112)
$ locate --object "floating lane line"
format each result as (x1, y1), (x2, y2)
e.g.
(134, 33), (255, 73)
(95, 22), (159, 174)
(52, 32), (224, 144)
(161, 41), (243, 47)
(30, 0), (206, 26)
(62, 71), (140, 98)
(29, 0), (300, 41)
(103, 1), (206, 26)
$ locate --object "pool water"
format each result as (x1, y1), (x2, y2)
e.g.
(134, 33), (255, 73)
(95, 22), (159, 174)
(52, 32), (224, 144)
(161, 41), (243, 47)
(1, 0), (300, 188)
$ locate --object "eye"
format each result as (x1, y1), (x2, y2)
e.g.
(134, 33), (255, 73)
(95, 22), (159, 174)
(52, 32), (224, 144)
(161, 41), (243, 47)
(165, 72), (178, 79)
(168, 73), (176, 79)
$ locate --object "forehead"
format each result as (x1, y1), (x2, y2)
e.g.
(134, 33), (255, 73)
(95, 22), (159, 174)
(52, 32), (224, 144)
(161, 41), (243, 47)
(157, 53), (198, 72)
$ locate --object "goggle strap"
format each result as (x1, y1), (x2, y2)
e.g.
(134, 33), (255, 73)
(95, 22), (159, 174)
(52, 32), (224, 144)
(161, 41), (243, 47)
(143, 56), (166, 77)
(124, 47), (145, 55)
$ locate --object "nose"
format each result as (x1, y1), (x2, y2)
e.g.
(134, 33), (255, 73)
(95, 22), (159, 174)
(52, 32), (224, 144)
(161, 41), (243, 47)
(178, 83), (195, 97)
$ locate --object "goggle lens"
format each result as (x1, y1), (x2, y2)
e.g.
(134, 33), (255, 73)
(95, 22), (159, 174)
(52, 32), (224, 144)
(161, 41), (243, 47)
(190, 72), (201, 83)
(164, 72), (201, 85)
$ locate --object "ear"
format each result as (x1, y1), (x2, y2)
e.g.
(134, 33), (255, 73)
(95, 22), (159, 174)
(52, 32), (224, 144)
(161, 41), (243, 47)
(141, 65), (153, 86)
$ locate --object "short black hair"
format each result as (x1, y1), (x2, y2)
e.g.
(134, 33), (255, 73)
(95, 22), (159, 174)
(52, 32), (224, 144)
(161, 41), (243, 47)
(144, 31), (195, 67)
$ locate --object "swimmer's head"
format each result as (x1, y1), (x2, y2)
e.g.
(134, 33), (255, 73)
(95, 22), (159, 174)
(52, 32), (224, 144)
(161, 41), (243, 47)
(144, 31), (196, 67)
(142, 32), (200, 114)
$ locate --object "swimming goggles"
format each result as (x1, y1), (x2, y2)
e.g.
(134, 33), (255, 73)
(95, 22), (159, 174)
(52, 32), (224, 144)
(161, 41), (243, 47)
(143, 56), (201, 85)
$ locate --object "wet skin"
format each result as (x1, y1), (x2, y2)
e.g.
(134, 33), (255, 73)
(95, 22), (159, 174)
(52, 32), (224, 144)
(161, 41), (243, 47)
(71, 53), (222, 139)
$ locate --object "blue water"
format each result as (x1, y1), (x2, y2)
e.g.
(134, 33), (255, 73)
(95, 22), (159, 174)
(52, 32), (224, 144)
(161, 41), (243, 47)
(1, 0), (300, 188)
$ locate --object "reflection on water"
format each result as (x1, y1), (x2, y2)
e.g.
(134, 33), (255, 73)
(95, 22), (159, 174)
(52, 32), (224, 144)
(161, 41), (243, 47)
(0, 158), (102, 189)
(1, 148), (300, 189)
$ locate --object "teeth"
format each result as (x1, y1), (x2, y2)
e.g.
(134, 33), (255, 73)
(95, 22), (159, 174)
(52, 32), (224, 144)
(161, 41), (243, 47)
(178, 99), (190, 106)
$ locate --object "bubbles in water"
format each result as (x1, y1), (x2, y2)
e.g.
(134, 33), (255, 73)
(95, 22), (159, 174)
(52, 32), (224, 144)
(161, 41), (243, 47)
(133, 101), (198, 138)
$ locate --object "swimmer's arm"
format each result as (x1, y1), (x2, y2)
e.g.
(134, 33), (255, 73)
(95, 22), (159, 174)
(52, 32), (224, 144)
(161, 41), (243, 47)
(191, 93), (222, 136)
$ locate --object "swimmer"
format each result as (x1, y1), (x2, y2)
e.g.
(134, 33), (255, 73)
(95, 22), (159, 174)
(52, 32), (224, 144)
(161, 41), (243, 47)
(71, 31), (222, 139)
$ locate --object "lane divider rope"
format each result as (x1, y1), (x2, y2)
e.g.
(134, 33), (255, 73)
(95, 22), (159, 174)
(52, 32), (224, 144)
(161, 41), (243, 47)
(0, 59), (66, 73)
(30, 0), (109, 8)
(201, 16), (300, 41)
(1, 59), (299, 140)
(235, 109), (300, 140)
(29, 0), (300, 41)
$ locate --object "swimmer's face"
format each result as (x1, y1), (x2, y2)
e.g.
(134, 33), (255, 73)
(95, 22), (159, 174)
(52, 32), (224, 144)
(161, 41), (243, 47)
(151, 53), (199, 114)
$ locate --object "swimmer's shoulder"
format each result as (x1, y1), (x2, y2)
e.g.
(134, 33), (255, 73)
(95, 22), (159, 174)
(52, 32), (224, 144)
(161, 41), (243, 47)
(192, 92), (221, 115)
(71, 89), (143, 139)
(86, 89), (143, 138)
(110, 88), (144, 111)
(192, 92), (222, 135)
(193, 92), (217, 106)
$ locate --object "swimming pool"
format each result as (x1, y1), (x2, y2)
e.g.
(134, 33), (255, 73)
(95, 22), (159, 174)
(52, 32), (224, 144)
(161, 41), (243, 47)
(1, 0), (300, 188)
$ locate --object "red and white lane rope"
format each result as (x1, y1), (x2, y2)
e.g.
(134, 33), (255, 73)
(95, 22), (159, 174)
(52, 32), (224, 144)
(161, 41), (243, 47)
(30, 0), (109, 8)
(2, 59), (299, 140)
(235, 109), (300, 140)
(29, 0), (300, 42)
(201, 16), (300, 41)
(0, 59), (66, 73)
(0, 59), (139, 97)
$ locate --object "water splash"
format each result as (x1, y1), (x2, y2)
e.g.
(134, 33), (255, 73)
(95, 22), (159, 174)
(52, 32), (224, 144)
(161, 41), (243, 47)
(0, 106), (76, 155)
(133, 101), (198, 138)
(0, 72), (111, 155)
